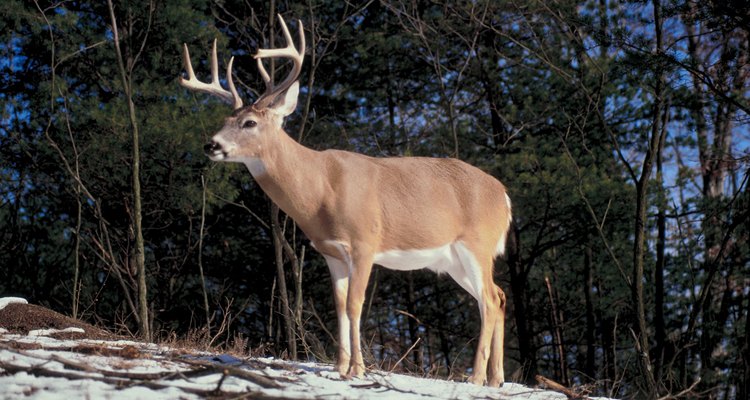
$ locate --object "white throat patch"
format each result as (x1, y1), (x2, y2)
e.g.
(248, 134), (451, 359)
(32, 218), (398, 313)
(243, 157), (267, 177)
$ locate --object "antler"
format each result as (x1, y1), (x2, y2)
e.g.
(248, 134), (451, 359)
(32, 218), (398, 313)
(179, 39), (243, 110)
(253, 14), (305, 108)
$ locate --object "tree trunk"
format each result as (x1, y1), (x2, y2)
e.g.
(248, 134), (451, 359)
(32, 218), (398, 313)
(583, 246), (596, 380)
(682, 6), (745, 389)
(107, 0), (149, 341)
(506, 224), (536, 382)
(293, 243), (305, 346)
(72, 186), (82, 319)
(405, 272), (419, 367)
(628, 1), (666, 395)
(271, 204), (296, 358)
(544, 275), (568, 385)
(600, 312), (617, 394)
(198, 175), (211, 334)
(654, 85), (670, 387)
(630, 74), (658, 400)
(741, 295), (750, 400)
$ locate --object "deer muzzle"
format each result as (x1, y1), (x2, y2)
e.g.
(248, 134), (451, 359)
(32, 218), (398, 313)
(204, 141), (226, 160)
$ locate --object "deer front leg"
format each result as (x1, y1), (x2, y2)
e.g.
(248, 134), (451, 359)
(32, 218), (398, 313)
(323, 256), (351, 377)
(344, 250), (375, 379)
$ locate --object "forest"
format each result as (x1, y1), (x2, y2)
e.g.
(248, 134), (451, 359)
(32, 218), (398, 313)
(1, 0), (748, 398)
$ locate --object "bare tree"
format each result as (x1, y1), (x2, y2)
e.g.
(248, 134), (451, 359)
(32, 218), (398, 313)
(107, 0), (152, 341)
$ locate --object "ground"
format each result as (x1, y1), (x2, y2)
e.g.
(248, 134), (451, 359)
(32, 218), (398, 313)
(0, 298), (607, 399)
(0, 300), (117, 340)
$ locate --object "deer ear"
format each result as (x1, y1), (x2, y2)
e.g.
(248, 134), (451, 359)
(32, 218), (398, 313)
(271, 81), (299, 117)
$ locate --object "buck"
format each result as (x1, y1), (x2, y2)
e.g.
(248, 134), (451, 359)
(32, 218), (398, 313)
(179, 16), (512, 387)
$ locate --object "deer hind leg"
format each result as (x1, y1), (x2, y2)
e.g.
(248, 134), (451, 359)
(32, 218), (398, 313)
(323, 255), (351, 377)
(469, 282), (501, 386)
(489, 284), (506, 387)
(451, 242), (499, 386)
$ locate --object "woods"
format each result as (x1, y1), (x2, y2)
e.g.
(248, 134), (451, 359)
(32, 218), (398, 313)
(0, 1), (748, 398)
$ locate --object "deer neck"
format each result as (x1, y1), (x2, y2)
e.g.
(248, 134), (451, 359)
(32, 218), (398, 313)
(248, 129), (327, 229)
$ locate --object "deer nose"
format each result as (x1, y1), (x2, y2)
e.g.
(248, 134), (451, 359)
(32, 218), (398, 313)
(204, 141), (221, 155)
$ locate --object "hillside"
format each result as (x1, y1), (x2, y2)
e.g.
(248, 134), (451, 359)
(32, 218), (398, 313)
(0, 298), (609, 399)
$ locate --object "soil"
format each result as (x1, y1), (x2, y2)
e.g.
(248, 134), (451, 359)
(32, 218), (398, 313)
(0, 303), (122, 341)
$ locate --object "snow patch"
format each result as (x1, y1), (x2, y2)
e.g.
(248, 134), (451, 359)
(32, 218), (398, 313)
(0, 331), (613, 400)
(0, 297), (28, 311)
(28, 327), (85, 337)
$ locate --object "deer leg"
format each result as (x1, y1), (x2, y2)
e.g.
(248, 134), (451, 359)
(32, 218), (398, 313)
(452, 242), (497, 386)
(323, 255), (351, 377)
(344, 249), (374, 379)
(488, 284), (506, 387)
(468, 284), (500, 386)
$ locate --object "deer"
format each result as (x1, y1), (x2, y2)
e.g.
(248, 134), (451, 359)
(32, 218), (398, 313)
(179, 15), (512, 387)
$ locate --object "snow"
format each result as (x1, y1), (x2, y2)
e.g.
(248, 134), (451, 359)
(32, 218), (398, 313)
(0, 297), (612, 399)
(0, 297), (27, 310)
(0, 334), (615, 399)
(28, 327), (85, 336)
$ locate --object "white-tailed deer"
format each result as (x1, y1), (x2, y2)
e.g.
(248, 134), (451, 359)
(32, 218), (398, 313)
(179, 15), (512, 387)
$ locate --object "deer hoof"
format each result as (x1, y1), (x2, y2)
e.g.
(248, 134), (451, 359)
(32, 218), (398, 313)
(348, 363), (365, 379)
(467, 373), (486, 386)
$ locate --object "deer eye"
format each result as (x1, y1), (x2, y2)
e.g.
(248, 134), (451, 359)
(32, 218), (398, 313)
(242, 120), (257, 129)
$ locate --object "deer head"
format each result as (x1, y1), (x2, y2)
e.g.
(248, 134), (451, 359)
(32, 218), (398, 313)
(179, 15), (305, 172)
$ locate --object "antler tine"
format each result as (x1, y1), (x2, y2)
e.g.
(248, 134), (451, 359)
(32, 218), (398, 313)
(257, 58), (272, 84)
(179, 38), (244, 110)
(210, 39), (221, 88)
(298, 18), (306, 63)
(226, 57), (242, 110)
(253, 14), (305, 107)
(181, 43), (197, 81)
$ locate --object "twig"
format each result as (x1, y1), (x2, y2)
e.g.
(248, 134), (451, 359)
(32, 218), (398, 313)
(307, 298), (336, 345)
(0, 341), (283, 390)
(178, 357), (284, 389)
(214, 369), (229, 392)
(389, 337), (421, 373)
(655, 378), (701, 400)
(535, 375), (589, 399)
(394, 309), (423, 326)
(0, 359), (212, 396)
(0, 342), (198, 381)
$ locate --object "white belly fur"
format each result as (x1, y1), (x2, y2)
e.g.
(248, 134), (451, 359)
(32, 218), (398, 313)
(373, 242), (484, 301)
